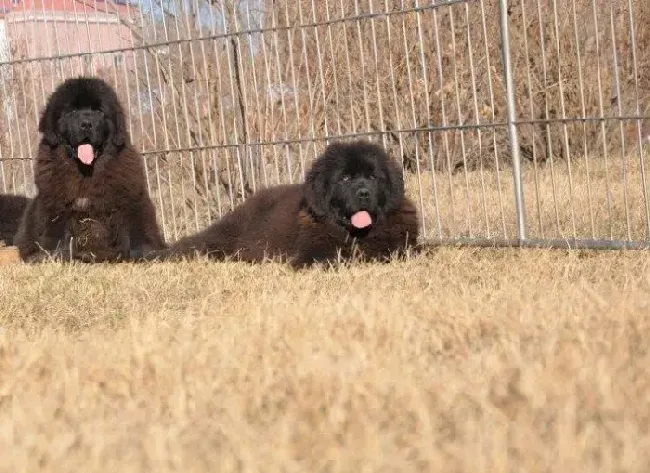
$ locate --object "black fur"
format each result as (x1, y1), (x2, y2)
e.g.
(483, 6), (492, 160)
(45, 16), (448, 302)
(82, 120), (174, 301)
(14, 77), (166, 263)
(0, 194), (30, 245)
(147, 140), (419, 268)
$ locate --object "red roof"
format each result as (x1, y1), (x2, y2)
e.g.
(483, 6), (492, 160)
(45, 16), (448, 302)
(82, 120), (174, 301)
(0, 0), (135, 16)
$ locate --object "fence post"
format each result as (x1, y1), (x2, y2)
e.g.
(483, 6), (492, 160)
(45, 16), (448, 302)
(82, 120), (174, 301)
(498, 0), (527, 240)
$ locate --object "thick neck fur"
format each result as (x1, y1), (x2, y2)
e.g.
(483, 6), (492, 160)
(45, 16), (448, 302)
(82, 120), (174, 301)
(35, 143), (143, 214)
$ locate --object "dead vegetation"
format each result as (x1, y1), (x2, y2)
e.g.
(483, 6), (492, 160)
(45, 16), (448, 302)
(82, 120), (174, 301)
(1, 249), (650, 472)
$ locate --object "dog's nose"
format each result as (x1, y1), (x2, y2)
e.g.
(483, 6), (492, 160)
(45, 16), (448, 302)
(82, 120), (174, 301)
(80, 120), (92, 131)
(356, 188), (370, 200)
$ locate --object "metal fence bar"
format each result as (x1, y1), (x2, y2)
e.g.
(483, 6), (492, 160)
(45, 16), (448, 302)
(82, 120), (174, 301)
(535, 0), (562, 237)
(570, 0), (595, 239)
(465, 1), (490, 239)
(479, 0), (507, 239)
(275, 3), (298, 184)
(609, 4), (631, 241)
(519, 0), (543, 238)
(498, 0), (525, 240)
(590, 0), (614, 239)
(297, 0), (319, 183)
(207, 1), (236, 212)
(626, 0), (650, 240)
(426, 237), (650, 251)
(449, 6), (473, 238)
(551, 0), (577, 238)
(400, 0), (430, 239)
(244, 0), (268, 191)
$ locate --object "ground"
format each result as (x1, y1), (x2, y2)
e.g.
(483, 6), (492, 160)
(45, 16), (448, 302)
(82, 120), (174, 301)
(1, 248), (649, 472)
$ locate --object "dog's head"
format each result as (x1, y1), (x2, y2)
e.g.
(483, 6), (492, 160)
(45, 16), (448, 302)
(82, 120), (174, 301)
(305, 140), (405, 234)
(39, 77), (128, 168)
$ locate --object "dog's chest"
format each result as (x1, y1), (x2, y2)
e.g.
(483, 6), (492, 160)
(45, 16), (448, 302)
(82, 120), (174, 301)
(44, 158), (132, 208)
(70, 195), (105, 215)
(68, 195), (123, 228)
(73, 197), (91, 211)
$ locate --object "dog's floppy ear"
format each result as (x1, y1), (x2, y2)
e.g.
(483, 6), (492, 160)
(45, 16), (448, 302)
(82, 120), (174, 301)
(100, 81), (128, 148)
(304, 156), (332, 219)
(38, 96), (61, 146)
(108, 101), (127, 148)
(382, 156), (405, 212)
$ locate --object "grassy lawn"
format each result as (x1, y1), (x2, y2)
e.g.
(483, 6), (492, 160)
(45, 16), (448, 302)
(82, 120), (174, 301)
(1, 248), (649, 472)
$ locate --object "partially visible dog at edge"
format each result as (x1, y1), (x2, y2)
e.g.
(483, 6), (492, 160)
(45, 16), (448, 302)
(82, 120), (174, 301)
(13, 77), (166, 263)
(0, 194), (30, 246)
(145, 140), (420, 269)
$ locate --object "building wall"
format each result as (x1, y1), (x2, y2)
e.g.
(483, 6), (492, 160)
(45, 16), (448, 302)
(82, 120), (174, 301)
(6, 13), (134, 57)
(0, 0), (136, 65)
(0, 18), (8, 63)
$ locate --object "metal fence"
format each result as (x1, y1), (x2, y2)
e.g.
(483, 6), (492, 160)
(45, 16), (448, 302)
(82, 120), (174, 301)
(0, 0), (648, 248)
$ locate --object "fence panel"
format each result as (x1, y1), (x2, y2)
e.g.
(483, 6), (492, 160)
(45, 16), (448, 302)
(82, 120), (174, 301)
(506, 0), (650, 244)
(0, 0), (648, 246)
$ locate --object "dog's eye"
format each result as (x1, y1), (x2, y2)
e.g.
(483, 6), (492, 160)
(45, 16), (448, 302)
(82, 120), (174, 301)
(369, 175), (376, 181)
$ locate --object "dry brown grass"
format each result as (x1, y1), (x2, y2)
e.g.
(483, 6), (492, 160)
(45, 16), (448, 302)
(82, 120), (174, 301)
(1, 249), (650, 472)
(407, 149), (650, 242)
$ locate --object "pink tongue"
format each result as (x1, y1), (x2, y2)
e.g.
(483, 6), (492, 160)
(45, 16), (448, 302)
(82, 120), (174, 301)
(77, 144), (95, 165)
(351, 211), (372, 229)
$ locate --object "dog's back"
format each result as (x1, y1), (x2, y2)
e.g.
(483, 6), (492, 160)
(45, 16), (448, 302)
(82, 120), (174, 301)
(0, 194), (30, 245)
(153, 184), (304, 262)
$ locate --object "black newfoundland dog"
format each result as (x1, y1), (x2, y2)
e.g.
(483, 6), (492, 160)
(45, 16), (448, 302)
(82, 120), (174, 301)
(147, 140), (419, 268)
(0, 194), (30, 245)
(14, 77), (166, 263)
